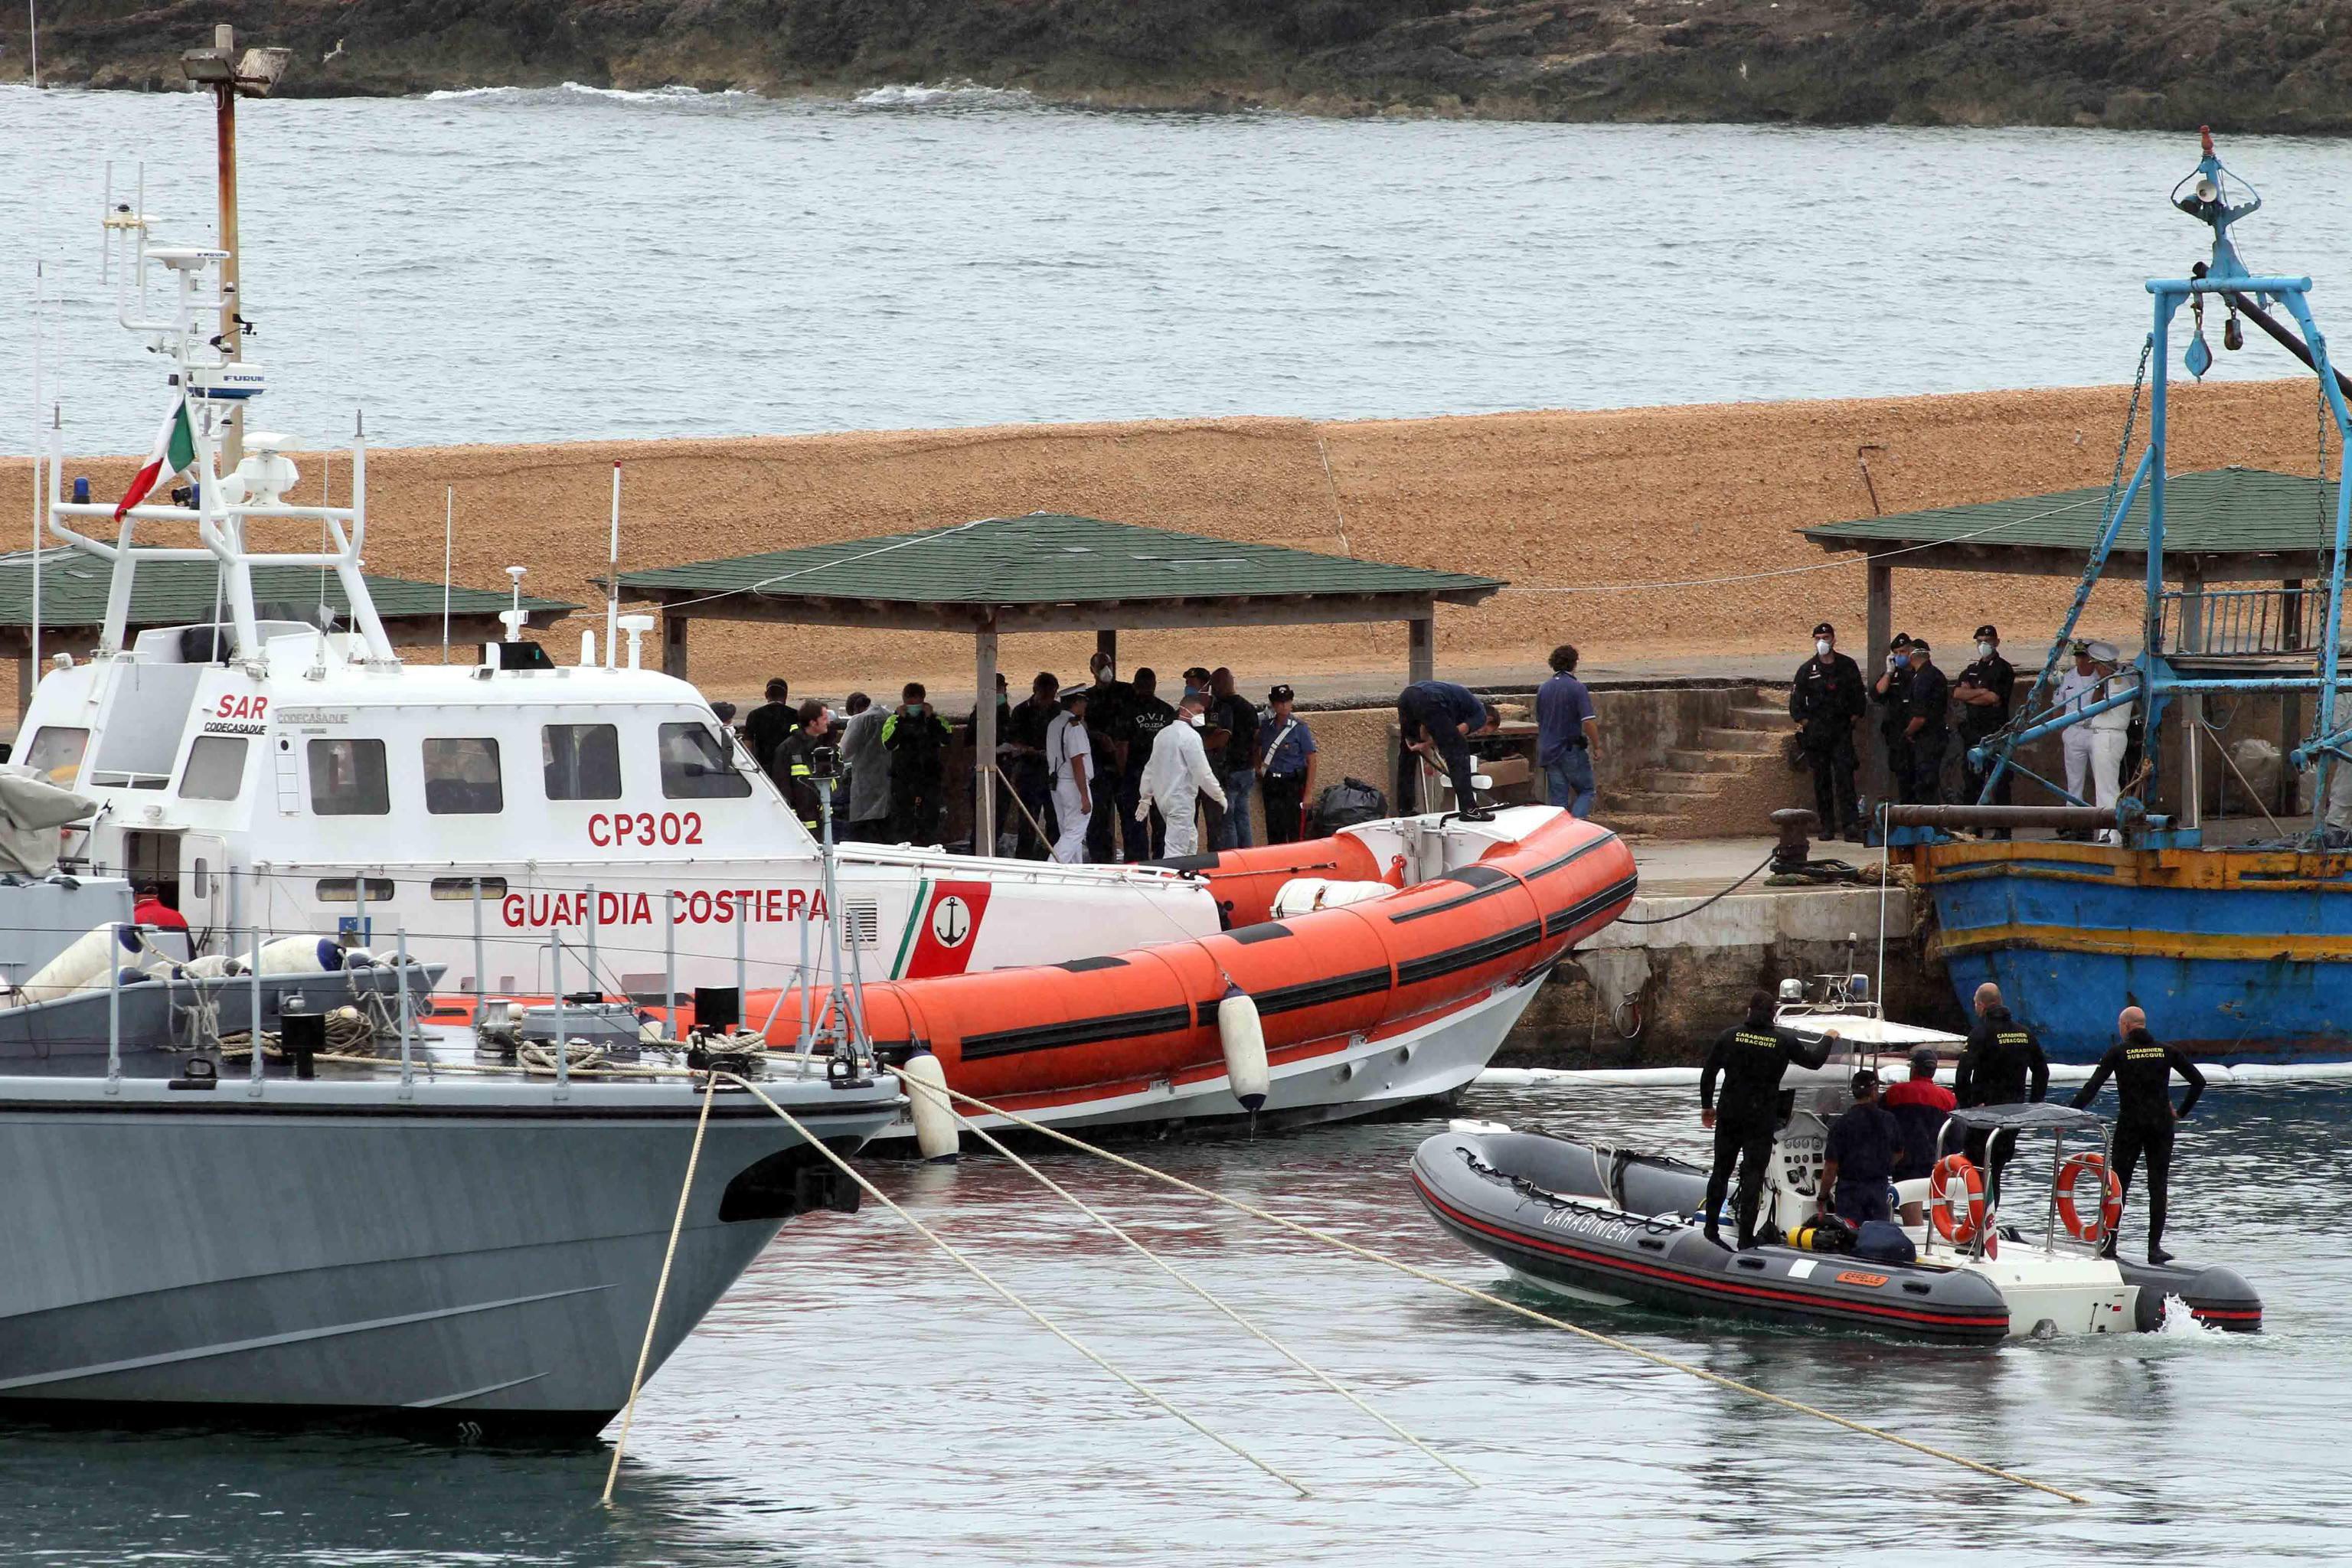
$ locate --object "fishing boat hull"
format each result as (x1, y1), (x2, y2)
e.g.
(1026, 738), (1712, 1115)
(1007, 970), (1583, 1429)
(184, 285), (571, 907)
(0, 1074), (896, 1434)
(1916, 838), (2352, 1063)
(1410, 1129), (2014, 1344)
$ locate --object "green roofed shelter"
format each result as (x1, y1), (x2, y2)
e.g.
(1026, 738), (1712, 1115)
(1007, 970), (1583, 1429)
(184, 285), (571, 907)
(616, 511), (1507, 851)
(0, 550), (577, 714)
(1800, 466), (2343, 805)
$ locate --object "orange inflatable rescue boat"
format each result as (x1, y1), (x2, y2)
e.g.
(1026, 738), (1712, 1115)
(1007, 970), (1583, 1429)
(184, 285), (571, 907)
(741, 806), (1636, 1147)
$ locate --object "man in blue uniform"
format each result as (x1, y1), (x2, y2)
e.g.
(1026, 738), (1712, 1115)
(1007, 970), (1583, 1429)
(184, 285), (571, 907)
(2071, 1005), (2206, 1264)
(1901, 638), (1952, 805)
(1821, 1069), (1903, 1225)
(1254, 684), (1319, 844)
(1698, 992), (1835, 1249)
(1397, 679), (1498, 818)
(1789, 621), (1866, 840)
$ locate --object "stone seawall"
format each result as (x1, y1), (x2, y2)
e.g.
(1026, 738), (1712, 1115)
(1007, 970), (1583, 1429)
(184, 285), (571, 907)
(4, 378), (2325, 712)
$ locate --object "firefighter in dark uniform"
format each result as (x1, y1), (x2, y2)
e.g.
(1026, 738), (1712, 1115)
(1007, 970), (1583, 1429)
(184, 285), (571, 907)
(1872, 632), (1915, 805)
(1698, 991), (1835, 1250)
(1788, 621), (1867, 841)
(1953, 981), (2050, 1210)
(1954, 622), (2017, 828)
(2071, 1004), (2206, 1264)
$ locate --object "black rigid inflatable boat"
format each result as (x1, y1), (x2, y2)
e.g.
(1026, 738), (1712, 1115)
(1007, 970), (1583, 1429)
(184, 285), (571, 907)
(1411, 1127), (2011, 1343)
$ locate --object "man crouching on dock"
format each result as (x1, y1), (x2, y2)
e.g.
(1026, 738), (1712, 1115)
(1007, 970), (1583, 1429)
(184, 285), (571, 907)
(1700, 992), (1835, 1250)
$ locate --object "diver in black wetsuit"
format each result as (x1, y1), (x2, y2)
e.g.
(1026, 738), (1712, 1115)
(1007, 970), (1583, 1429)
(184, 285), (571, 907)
(1698, 991), (1835, 1250)
(1953, 982), (2050, 1210)
(2071, 1004), (2206, 1264)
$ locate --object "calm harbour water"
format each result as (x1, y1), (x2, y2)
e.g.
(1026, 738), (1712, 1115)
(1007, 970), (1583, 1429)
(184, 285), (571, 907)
(5, 1080), (2345, 1565)
(8, 84), (2352, 456)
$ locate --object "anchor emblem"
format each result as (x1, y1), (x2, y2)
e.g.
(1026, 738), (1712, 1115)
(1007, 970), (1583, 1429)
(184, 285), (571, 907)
(931, 895), (972, 949)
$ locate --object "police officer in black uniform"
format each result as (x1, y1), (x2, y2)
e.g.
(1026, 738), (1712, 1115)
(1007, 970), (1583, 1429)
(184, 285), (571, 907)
(1789, 621), (1867, 840)
(1953, 981), (2051, 1209)
(1872, 632), (1915, 805)
(1954, 623), (2016, 823)
(1698, 991), (1835, 1250)
(1901, 638), (1952, 805)
(2071, 1004), (2206, 1263)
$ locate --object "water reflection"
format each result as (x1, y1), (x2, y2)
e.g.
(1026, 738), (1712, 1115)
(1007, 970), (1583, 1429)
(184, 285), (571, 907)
(2, 1083), (2344, 1563)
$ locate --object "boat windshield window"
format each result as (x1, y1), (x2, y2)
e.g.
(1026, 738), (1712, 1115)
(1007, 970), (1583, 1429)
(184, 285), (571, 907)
(178, 735), (248, 800)
(308, 738), (390, 816)
(430, 875), (508, 900)
(423, 737), (504, 815)
(544, 724), (622, 800)
(317, 877), (395, 903)
(658, 721), (752, 799)
(21, 727), (89, 788)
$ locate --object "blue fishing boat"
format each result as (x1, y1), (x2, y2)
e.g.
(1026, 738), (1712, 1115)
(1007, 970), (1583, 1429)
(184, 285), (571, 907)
(1897, 131), (2352, 1063)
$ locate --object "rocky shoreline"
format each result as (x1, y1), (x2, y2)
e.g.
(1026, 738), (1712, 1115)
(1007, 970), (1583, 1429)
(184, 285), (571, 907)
(10, 0), (2352, 133)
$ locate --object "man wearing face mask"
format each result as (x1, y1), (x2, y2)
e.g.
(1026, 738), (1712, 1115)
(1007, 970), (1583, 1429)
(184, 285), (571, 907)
(1872, 632), (1916, 806)
(1953, 623), (2016, 830)
(1902, 639), (1952, 805)
(2054, 639), (2101, 832)
(1788, 621), (1866, 840)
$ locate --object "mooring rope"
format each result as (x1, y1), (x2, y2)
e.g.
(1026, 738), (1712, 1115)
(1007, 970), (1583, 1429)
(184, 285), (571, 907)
(900, 1076), (2088, 1506)
(602, 1070), (719, 1506)
(1612, 852), (1775, 924)
(901, 1067), (1479, 1487)
(718, 1073), (1315, 1499)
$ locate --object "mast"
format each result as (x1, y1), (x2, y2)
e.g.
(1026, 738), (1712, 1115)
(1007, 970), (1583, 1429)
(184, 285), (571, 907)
(179, 24), (289, 472)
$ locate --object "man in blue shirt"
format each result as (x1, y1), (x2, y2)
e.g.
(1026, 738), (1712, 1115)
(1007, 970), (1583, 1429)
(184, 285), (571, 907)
(1821, 1069), (1903, 1225)
(1397, 679), (1498, 819)
(1254, 684), (1319, 843)
(1536, 644), (1600, 818)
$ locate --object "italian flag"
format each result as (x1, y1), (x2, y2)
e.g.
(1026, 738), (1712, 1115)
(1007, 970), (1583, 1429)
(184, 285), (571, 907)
(113, 399), (196, 521)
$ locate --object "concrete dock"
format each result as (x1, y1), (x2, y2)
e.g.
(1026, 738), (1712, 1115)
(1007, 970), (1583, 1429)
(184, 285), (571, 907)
(1505, 835), (1955, 1067)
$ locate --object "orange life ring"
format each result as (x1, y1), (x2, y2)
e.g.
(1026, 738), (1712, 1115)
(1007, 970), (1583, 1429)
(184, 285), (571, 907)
(2056, 1151), (2125, 1244)
(1929, 1153), (1987, 1246)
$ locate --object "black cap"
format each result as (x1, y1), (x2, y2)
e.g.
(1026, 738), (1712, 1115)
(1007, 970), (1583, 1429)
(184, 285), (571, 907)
(1812, 622), (1834, 639)
(1889, 632), (1913, 651)
(1909, 1046), (1940, 1076)
(1909, 638), (1931, 654)
(1268, 684), (1295, 703)
(1974, 623), (1998, 642)
(1851, 1068), (1880, 1094)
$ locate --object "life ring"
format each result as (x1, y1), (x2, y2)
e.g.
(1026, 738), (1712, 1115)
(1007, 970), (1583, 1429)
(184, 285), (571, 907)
(2056, 1151), (2125, 1244)
(1929, 1153), (1987, 1246)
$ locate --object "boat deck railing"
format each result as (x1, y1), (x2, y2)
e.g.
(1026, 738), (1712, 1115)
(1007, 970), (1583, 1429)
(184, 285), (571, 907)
(2154, 585), (2326, 663)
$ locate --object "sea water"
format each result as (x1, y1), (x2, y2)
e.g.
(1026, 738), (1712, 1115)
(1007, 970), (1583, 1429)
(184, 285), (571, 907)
(2, 1080), (2341, 1564)
(8, 84), (2352, 455)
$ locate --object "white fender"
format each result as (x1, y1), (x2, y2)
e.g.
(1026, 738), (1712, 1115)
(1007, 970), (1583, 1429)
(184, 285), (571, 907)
(183, 953), (249, 978)
(22, 923), (146, 1001)
(900, 1050), (960, 1163)
(1269, 877), (1394, 918)
(242, 936), (346, 975)
(1216, 985), (1269, 1112)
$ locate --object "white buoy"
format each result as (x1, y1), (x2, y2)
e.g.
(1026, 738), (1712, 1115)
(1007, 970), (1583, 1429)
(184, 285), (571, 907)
(900, 1050), (960, 1163)
(241, 936), (347, 975)
(1217, 985), (1269, 1112)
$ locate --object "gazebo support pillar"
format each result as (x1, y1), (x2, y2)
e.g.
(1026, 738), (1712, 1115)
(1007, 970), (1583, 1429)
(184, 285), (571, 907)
(1406, 612), (1434, 686)
(975, 622), (999, 855)
(1095, 627), (1116, 675)
(1865, 554), (1893, 805)
(662, 612), (691, 681)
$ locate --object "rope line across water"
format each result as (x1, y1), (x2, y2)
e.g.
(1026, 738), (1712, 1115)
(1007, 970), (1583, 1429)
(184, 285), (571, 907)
(717, 1072), (1316, 1500)
(898, 1074), (2089, 1506)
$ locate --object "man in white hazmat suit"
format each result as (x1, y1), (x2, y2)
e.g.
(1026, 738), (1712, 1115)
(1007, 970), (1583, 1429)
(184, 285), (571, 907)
(2054, 639), (2101, 818)
(1138, 693), (1227, 857)
(1045, 688), (1095, 864)
(2086, 641), (2137, 844)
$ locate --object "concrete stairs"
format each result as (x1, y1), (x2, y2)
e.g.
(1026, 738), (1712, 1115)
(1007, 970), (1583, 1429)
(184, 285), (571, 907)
(1597, 689), (1799, 841)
